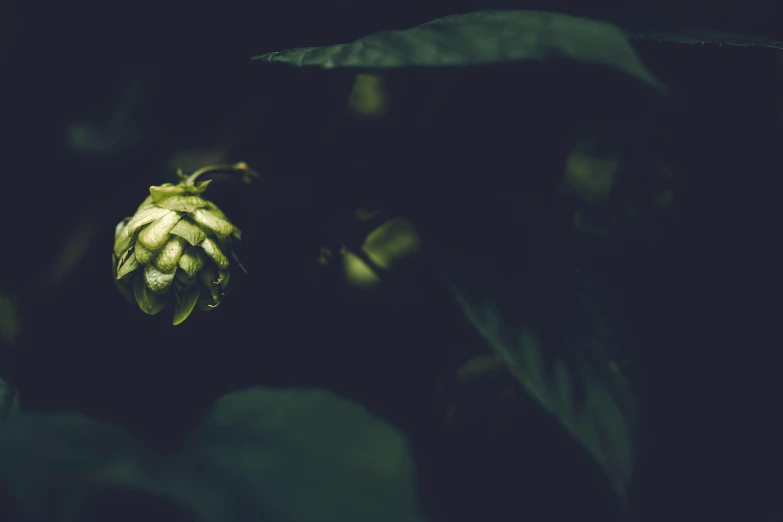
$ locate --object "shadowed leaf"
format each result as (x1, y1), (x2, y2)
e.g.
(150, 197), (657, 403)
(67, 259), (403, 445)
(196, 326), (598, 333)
(436, 247), (638, 510)
(0, 388), (425, 522)
(253, 10), (665, 93)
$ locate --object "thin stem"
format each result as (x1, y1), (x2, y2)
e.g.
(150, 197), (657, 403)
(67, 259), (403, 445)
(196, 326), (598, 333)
(185, 162), (258, 185)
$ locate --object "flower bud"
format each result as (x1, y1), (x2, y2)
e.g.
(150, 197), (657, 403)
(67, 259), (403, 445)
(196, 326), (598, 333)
(113, 176), (246, 325)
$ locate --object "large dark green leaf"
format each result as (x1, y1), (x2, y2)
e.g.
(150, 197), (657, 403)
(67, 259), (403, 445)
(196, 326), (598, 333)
(0, 388), (423, 522)
(0, 413), (150, 522)
(432, 241), (639, 511)
(184, 388), (423, 522)
(252, 10), (665, 93)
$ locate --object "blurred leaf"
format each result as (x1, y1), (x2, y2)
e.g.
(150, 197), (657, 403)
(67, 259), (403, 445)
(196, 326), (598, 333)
(0, 378), (19, 424)
(0, 388), (424, 522)
(253, 10), (665, 93)
(348, 74), (389, 118)
(342, 248), (382, 289)
(0, 413), (150, 522)
(562, 138), (622, 207)
(362, 217), (421, 271)
(455, 353), (505, 382)
(184, 388), (424, 522)
(435, 248), (638, 510)
(339, 217), (422, 290)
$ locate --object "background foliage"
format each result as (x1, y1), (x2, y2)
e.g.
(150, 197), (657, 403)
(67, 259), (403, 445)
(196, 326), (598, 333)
(1, 1), (782, 521)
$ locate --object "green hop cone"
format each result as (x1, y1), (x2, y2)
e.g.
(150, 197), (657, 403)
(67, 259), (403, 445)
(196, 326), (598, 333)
(112, 172), (248, 325)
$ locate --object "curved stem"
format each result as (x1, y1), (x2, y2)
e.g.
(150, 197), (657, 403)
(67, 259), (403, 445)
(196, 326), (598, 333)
(185, 162), (258, 185)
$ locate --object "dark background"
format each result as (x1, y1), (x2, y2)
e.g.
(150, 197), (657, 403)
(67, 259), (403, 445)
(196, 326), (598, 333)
(2, 1), (783, 521)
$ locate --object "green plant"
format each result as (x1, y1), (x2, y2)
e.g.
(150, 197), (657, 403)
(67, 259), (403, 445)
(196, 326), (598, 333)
(112, 162), (255, 324)
(50, 8), (677, 520)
